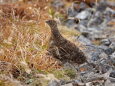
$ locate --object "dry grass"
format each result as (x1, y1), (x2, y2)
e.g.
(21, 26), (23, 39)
(0, 0), (60, 77)
(0, 0), (84, 85)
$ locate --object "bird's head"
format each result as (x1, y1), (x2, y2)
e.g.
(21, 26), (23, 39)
(46, 20), (57, 28)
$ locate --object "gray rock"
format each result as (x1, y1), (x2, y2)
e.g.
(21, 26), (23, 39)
(79, 20), (89, 27)
(101, 39), (111, 46)
(99, 52), (108, 59)
(89, 32), (107, 40)
(91, 52), (100, 61)
(98, 45), (108, 50)
(48, 80), (61, 86)
(109, 43), (115, 51)
(110, 70), (115, 78)
(105, 7), (115, 16)
(105, 79), (115, 86)
(109, 52), (115, 64)
(88, 16), (104, 27)
(96, 0), (107, 12)
(77, 35), (92, 45)
(84, 45), (103, 61)
(67, 7), (78, 17)
(87, 27), (101, 33)
(94, 11), (103, 17)
(76, 10), (91, 20)
(79, 2), (88, 10)
(64, 19), (77, 28)
(104, 48), (114, 55)
(99, 63), (111, 74)
(61, 83), (73, 86)
(51, 0), (64, 10)
(72, 2), (87, 12)
(104, 8), (113, 21)
(76, 24), (87, 33)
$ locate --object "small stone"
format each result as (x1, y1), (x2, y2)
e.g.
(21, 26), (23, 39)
(79, 20), (89, 27)
(79, 2), (88, 10)
(96, 0), (107, 12)
(51, 0), (64, 10)
(109, 70), (115, 78)
(104, 48), (114, 55)
(98, 45), (108, 50)
(105, 79), (115, 86)
(88, 16), (104, 27)
(64, 19), (77, 28)
(109, 43), (115, 51)
(61, 83), (73, 86)
(99, 64), (111, 74)
(48, 80), (61, 86)
(105, 7), (115, 15)
(73, 80), (85, 86)
(76, 24), (87, 33)
(67, 7), (78, 17)
(99, 52), (108, 59)
(84, 45), (102, 60)
(76, 10), (91, 20)
(101, 39), (111, 46)
(91, 52), (100, 61)
(77, 35), (92, 45)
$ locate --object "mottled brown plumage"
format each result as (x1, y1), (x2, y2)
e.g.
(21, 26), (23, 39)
(46, 20), (87, 64)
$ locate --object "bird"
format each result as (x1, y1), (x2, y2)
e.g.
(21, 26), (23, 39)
(46, 20), (87, 65)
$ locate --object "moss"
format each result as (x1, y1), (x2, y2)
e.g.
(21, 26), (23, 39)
(51, 69), (65, 79)
(64, 69), (76, 79)
(50, 68), (76, 80)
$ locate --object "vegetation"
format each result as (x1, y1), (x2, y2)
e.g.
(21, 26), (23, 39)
(0, 0), (81, 85)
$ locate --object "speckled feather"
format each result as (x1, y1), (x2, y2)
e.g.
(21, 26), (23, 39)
(46, 20), (87, 64)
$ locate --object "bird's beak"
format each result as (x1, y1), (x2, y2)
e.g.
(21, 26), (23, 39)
(45, 20), (49, 24)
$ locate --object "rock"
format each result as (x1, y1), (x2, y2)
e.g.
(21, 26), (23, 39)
(109, 70), (115, 78)
(75, 10), (91, 20)
(85, 82), (92, 86)
(105, 7), (115, 16)
(91, 52), (100, 61)
(64, 19), (77, 28)
(109, 52), (115, 64)
(79, 2), (88, 11)
(61, 83), (73, 86)
(79, 19), (89, 27)
(109, 43), (115, 51)
(104, 48), (114, 55)
(84, 45), (103, 61)
(72, 2), (88, 12)
(67, 7), (78, 17)
(77, 35), (92, 45)
(76, 24), (87, 33)
(98, 63), (111, 74)
(94, 11), (103, 17)
(51, 0), (64, 10)
(105, 79), (115, 86)
(87, 27), (101, 33)
(89, 32), (107, 40)
(72, 2), (80, 12)
(73, 80), (85, 86)
(101, 38), (111, 46)
(99, 52), (108, 59)
(96, 0), (107, 12)
(48, 80), (61, 86)
(98, 45), (108, 50)
(104, 8), (113, 21)
(88, 16), (104, 27)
